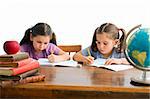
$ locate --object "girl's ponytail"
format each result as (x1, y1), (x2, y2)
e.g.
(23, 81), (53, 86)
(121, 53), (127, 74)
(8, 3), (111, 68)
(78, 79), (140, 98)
(117, 28), (126, 52)
(50, 32), (57, 45)
(20, 28), (32, 45)
(91, 27), (99, 51)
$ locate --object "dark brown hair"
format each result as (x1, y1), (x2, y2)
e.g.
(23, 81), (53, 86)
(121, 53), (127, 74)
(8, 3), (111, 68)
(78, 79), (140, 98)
(20, 22), (57, 45)
(91, 23), (126, 52)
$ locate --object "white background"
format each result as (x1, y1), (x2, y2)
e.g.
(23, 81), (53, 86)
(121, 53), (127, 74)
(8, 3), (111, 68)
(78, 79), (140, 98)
(0, 0), (149, 54)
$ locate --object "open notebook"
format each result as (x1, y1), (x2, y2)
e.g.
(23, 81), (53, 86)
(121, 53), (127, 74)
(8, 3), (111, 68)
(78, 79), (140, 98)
(90, 58), (133, 71)
(38, 58), (80, 67)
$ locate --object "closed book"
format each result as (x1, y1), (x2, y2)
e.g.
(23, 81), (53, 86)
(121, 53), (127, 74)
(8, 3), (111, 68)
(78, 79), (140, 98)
(19, 74), (45, 84)
(0, 60), (40, 76)
(0, 68), (39, 81)
(0, 74), (45, 87)
(0, 52), (29, 62)
(0, 58), (33, 67)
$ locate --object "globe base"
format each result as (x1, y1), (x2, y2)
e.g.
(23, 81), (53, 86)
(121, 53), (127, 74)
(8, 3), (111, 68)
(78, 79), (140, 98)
(131, 77), (150, 86)
(131, 71), (150, 86)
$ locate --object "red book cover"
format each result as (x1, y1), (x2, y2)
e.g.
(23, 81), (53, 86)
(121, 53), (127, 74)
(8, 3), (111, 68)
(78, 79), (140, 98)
(0, 60), (40, 76)
(0, 58), (33, 67)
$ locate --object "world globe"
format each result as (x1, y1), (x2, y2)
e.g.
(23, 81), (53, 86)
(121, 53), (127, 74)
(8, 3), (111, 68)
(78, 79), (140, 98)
(125, 24), (150, 85)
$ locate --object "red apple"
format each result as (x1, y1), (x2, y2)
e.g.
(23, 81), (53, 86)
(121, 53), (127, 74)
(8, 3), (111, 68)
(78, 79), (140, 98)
(3, 41), (20, 54)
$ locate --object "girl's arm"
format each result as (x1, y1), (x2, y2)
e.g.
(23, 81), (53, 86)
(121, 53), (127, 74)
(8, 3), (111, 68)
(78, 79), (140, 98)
(57, 49), (70, 61)
(105, 58), (130, 65)
(119, 58), (130, 64)
(48, 49), (70, 63)
(73, 51), (94, 64)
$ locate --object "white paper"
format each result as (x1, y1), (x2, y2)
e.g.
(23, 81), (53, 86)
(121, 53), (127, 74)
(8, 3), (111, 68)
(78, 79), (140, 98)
(38, 58), (79, 67)
(91, 58), (107, 66)
(91, 58), (133, 71)
(98, 64), (133, 71)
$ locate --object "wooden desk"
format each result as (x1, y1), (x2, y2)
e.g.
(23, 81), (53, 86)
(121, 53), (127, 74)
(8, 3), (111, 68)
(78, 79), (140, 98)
(0, 66), (150, 99)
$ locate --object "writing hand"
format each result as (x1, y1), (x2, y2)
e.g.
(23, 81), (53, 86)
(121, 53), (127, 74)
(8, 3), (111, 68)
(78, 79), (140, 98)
(84, 56), (94, 64)
(48, 54), (55, 63)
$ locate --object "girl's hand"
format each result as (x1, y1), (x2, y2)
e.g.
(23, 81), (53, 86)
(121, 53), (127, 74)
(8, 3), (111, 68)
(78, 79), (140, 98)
(104, 58), (122, 65)
(48, 54), (58, 63)
(83, 56), (94, 64)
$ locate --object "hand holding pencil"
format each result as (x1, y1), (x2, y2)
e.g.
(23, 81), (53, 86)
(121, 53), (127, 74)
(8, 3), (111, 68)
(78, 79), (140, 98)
(48, 49), (56, 63)
(83, 48), (94, 64)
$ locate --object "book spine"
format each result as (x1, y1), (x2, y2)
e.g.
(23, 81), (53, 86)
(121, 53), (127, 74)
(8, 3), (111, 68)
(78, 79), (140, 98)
(0, 74), (45, 87)
(0, 75), (21, 81)
(12, 60), (40, 76)
(17, 58), (33, 67)
(0, 69), (39, 81)
(0, 53), (29, 62)
(12, 53), (29, 61)
(19, 68), (39, 79)
(0, 58), (33, 67)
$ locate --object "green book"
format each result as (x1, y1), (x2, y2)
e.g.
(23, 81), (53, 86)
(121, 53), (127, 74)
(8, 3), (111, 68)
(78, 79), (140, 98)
(0, 52), (29, 62)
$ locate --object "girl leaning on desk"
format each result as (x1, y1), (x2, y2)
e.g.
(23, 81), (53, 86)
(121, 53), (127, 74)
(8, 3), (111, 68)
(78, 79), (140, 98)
(20, 22), (70, 62)
(73, 23), (130, 65)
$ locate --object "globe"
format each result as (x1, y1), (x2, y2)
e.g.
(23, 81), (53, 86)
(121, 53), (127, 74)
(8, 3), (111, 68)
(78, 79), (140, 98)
(125, 27), (150, 71)
(125, 25), (150, 85)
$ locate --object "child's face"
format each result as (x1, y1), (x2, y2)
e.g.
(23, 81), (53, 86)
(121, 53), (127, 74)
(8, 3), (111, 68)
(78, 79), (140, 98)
(30, 35), (50, 52)
(96, 33), (118, 56)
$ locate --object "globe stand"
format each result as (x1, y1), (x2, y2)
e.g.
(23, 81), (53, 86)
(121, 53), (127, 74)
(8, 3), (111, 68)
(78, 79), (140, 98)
(131, 71), (150, 85)
(124, 25), (150, 86)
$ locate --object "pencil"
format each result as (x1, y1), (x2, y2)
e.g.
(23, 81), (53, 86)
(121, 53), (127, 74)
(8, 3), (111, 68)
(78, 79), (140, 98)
(86, 48), (91, 56)
(50, 49), (54, 54)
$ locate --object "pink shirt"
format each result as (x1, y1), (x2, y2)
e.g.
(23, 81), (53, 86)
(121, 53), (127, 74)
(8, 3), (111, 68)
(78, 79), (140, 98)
(20, 43), (60, 60)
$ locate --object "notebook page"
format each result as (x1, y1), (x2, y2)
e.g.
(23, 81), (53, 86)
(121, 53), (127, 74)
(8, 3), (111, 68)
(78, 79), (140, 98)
(91, 58), (133, 71)
(38, 58), (79, 67)
(100, 64), (133, 71)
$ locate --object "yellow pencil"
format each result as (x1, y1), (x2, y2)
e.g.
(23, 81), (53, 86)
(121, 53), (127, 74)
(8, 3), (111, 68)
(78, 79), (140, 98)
(86, 48), (91, 56)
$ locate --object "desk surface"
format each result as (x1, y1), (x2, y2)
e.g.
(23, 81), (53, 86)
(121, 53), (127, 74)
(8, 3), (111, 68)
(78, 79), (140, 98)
(1, 66), (150, 99)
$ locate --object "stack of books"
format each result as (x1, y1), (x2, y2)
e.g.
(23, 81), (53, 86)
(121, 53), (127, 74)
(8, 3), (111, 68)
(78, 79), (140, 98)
(0, 52), (45, 87)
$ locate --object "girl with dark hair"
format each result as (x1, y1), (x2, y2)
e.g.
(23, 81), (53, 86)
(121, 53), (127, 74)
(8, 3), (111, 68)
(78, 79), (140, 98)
(20, 22), (69, 62)
(73, 23), (129, 65)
